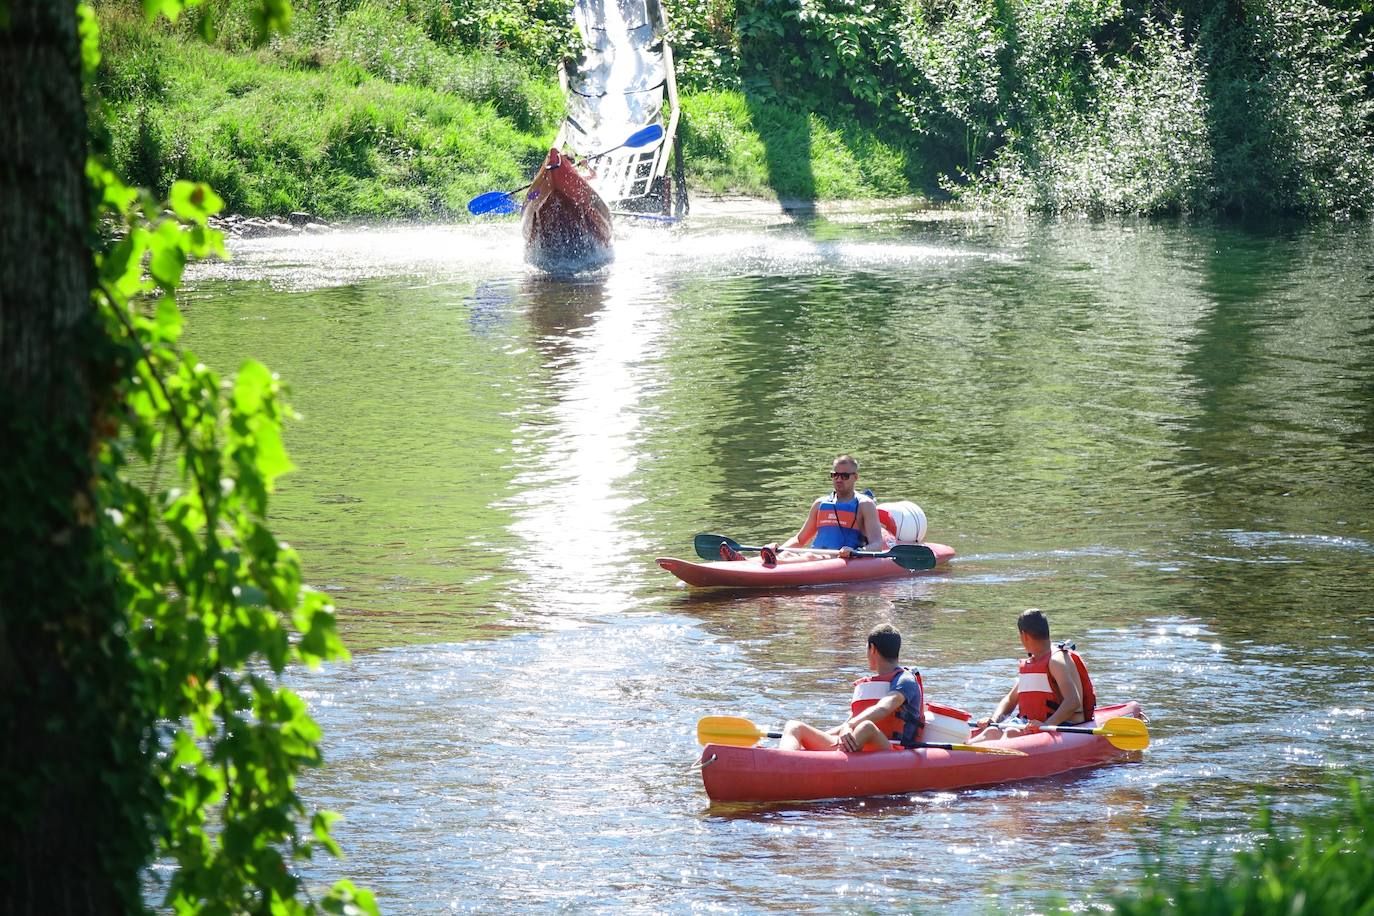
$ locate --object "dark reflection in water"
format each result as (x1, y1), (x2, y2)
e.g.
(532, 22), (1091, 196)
(180, 214), (1374, 913)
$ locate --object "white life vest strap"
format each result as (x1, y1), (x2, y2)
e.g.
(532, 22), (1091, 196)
(852, 680), (896, 703)
(1018, 672), (1053, 695)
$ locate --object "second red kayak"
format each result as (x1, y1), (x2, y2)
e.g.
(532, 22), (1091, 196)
(700, 702), (1146, 803)
(657, 542), (955, 588)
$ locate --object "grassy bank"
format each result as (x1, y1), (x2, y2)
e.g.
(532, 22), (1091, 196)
(1110, 780), (1374, 915)
(680, 91), (927, 200)
(93, 3), (565, 218)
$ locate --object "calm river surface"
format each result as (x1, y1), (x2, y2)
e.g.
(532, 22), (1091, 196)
(183, 205), (1374, 913)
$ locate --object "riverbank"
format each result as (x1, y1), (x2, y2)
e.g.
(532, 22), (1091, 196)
(93, 0), (1374, 220)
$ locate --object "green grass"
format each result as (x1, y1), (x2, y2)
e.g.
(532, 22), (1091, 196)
(94, 4), (565, 219)
(680, 90), (928, 201)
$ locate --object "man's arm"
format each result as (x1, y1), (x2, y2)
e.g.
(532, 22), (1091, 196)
(779, 501), (821, 550)
(857, 499), (886, 548)
(843, 691), (904, 729)
(977, 682), (1019, 727)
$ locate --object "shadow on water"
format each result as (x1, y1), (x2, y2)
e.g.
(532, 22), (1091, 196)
(1162, 222), (1374, 646)
(520, 273), (609, 364)
(668, 580), (944, 676)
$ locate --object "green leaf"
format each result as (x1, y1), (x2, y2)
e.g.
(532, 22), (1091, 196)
(168, 180), (224, 224)
(154, 296), (184, 342)
(253, 419), (294, 483)
(233, 360), (273, 416)
(77, 3), (101, 73)
(322, 881), (380, 916)
(143, 0), (184, 22)
(149, 226), (188, 290)
(250, 0), (293, 43)
(171, 729), (203, 768)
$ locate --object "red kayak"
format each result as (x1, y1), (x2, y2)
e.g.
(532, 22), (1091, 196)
(658, 542), (955, 588)
(700, 702), (1145, 803)
(522, 148), (613, 271)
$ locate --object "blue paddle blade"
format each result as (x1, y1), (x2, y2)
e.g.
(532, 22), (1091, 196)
(624, 123), (664, 148)
(467, 191), (519, 216)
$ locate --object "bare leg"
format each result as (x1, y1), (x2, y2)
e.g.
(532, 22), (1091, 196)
(970, 723), (1032, 744)
(969, 725), (1003, 744)
(779, 720), (840, 751)
(848, 721), (894, 752)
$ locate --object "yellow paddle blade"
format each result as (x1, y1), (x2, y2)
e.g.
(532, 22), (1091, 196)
(944, 743), (1027, 757)
(1097, 716), (1150, 751)
(697, 715), (769, 747)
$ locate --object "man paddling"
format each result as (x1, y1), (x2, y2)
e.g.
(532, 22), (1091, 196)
(744, 455), (889, 566)
(969, 608), (1097, 743)
(779, 624), (924, 752)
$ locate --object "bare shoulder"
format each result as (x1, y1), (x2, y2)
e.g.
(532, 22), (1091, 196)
(1048, 650), (1077, 678)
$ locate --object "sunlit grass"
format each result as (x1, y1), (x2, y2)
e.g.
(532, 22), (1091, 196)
(681, 90), (928, 200)
(94, 5), (562, 219)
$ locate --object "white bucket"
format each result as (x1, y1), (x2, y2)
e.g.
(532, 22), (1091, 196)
(878, 500), (928, 543)
(922, 704), (972, 744)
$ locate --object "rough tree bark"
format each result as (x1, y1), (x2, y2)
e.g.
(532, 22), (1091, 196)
(1, 1), (153, 912)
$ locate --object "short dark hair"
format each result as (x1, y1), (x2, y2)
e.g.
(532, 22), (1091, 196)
(867, 624), (901, 662)
(1017, 608), (1050, 640)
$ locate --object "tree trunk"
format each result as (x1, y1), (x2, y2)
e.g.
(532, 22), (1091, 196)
(1, 2), (153, 912)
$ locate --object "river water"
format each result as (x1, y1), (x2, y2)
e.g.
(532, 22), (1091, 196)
(183, 205), (1374, 913)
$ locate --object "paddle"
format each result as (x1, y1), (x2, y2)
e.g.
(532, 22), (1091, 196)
(696, 715), (1027, 757)
(466, 124), (666, 216)
(587, 122), (664, 159)
(693, 533), (938, 571)
(1036, 717), (1149, 751)
(611, 211), (680, 223)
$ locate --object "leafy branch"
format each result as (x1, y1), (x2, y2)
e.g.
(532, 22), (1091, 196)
(80, 2), (377, 912)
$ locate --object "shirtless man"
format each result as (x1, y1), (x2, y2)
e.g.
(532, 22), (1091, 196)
(969, 608), (1097, 743)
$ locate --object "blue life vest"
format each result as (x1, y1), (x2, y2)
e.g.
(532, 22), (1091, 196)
(814, 493), (865, 550)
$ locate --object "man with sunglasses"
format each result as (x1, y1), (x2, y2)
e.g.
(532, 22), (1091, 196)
(757, 455), (889, 566)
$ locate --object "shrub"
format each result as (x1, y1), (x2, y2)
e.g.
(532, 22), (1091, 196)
(964, 12), (1212, 215)
(1114, 781), (1374, 915)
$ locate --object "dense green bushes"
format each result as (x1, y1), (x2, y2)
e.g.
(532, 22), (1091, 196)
(666, 0), (1374, 216)
(1112, 781), (1374, 915)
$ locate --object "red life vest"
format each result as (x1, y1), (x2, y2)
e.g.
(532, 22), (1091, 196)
(1017, 642), (1096, 722)
(851, 667), (925, 745)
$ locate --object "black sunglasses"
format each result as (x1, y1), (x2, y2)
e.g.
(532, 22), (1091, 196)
(830, 471), (855, 480)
